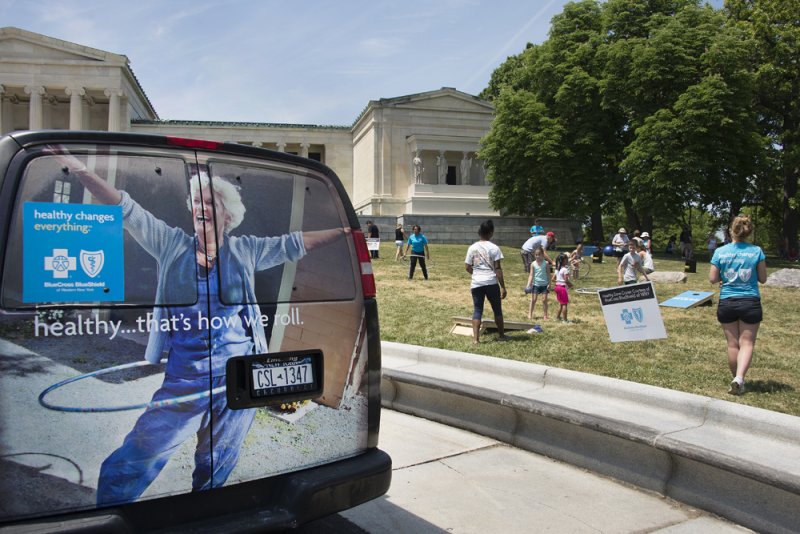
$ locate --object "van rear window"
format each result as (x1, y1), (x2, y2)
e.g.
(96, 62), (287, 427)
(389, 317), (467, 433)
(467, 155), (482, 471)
(1, 147), (357, 310)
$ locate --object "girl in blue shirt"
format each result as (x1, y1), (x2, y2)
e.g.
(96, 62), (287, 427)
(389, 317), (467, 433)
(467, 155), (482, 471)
(709, 215), (767, 396)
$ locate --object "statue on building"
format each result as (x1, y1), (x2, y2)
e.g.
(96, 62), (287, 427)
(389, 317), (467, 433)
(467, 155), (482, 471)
(460, 152), (472, 184)
(436, 153), (447, 185)
(412, 152), (424, 184)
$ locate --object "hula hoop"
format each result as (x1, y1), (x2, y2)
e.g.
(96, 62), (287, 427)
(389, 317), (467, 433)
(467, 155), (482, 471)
(575, 287), (606, 294)
(38, 359), (226, 413)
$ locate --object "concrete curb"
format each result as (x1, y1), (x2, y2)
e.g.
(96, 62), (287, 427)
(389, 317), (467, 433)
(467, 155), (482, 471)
(380, 341), (800, 534)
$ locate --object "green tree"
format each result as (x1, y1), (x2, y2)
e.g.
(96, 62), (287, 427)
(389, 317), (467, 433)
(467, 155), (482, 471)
(481, 0), (777, 247)
(480, 0), (618, 242)
(619, 11), (764, 224)
(600, 1), (752, 232)
(726, 0), (800, 252)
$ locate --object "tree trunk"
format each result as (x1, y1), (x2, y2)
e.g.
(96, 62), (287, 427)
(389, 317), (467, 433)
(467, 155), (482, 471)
(783, 175), (798, 251)
(590, 210), (604, 244)
(622, 198), (640, 234)
(729, 201), (742, 228)
(641, 214), (653, 235)
(782, 134), (799, 251)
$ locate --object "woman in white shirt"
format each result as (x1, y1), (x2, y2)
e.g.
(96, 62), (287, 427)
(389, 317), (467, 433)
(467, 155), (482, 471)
(465, 220), (507, 343)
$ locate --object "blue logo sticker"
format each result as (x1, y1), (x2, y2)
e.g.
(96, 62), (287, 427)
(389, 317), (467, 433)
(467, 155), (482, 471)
(23, 202), (124, 303)
(620, 307), (645, 325)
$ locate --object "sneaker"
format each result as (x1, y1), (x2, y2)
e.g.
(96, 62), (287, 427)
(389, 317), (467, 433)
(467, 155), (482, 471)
(728, 378), (745, 396)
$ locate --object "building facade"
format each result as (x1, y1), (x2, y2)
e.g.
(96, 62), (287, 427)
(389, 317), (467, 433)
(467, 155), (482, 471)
(0, 26), (582, 244)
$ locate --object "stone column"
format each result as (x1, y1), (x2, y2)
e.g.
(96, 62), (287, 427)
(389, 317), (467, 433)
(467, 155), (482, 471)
(82, 95), (95, 130)
(276, 141), (286, 152)
(104, 88), (123, 131)
(300, 142), (310, 158)
(122, 96), (130, 131)
(65, 86), (85, 130)
(25, 85), (46, 130)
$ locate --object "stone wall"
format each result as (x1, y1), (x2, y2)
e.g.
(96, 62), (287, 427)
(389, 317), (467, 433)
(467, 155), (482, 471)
(358, 215), (582, 248)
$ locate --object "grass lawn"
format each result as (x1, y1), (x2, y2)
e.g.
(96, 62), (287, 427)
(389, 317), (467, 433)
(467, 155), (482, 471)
(372, 242), (800, 417)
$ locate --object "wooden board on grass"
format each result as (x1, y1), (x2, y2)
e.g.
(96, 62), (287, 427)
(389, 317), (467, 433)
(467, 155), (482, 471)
(660, 290), (715, 309)
(451, 316), (533, 336)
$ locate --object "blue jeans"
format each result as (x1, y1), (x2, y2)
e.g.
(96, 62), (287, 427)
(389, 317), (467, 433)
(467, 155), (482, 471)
(471, 284), (503, 321)
(96, 375), (254, 505)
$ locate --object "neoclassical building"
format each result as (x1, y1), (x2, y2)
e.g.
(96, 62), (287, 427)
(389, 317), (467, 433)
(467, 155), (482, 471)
(0, 26), (497, 218)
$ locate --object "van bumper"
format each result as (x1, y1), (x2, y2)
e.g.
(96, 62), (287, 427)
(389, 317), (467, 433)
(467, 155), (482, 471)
(1, 448), (392, 533)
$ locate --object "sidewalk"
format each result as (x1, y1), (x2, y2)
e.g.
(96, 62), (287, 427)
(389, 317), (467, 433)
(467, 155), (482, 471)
(341, 410), (751, 533)
(379, 342), (800, 534)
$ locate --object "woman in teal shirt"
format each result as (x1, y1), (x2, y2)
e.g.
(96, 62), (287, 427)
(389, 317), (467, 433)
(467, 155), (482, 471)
(709, 215), (767, 396)
(404, 225), (430, 280)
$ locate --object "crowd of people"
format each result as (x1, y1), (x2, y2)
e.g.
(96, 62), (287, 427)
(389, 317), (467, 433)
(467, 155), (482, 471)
(382, 215), (768, 396)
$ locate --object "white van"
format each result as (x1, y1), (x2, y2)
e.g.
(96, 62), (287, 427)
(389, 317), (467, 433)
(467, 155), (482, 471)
(0, 131), (390, 531)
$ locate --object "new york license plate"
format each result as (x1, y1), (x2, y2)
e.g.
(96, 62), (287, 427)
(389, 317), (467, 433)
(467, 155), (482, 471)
(251, 356), (316, 397)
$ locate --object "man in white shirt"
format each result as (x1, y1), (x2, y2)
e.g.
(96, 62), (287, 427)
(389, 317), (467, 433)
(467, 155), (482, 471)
(521, 231), (556, 271)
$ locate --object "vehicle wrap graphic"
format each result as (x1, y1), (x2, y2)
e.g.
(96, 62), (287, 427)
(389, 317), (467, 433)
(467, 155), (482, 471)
(1, 149), (370, 522)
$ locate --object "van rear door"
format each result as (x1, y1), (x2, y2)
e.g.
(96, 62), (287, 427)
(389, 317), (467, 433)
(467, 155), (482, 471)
(0, 143), (219, 514)
(0, 133), (387, 530)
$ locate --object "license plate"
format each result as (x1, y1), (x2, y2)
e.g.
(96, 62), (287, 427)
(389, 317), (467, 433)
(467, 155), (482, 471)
(251, 357), (315, 397)
(226, 350), (324, 409)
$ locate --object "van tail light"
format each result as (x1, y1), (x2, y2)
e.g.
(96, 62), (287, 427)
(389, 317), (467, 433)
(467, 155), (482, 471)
(351, 229), (376, 298)
(166, 136), (223, 150)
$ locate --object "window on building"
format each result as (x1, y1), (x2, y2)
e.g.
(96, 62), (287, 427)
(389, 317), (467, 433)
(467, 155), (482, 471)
(52, 180), (71, 203)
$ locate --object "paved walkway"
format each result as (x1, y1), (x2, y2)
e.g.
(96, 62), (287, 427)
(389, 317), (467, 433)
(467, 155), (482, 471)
(336, 410), (751, 533)
(379, 342), (800, 533)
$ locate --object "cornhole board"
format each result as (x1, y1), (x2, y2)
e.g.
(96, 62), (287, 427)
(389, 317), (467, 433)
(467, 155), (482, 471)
(660, 290), (714, 309)
(365, 237), (380, 251)
(450, 316), (533, 336)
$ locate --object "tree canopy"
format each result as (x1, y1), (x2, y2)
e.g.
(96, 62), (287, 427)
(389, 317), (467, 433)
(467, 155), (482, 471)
(479, 0), (799, 250)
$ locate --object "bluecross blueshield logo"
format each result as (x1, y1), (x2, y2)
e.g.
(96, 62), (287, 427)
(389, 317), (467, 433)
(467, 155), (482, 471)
(44, 249), (77, 278)
(620, 307), (645, 325)
(80, 250), (105, 278)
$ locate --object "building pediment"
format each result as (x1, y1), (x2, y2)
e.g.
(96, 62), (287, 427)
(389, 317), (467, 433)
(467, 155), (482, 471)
(377, 87), (493, 114)
(0, 27), (126, 65)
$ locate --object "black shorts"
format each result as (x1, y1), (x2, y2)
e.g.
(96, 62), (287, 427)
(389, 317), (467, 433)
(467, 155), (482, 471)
(717, 297), (762, 324)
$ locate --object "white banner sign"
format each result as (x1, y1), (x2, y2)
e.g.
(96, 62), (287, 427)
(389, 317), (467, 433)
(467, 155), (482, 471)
(598, 282), (667, 342)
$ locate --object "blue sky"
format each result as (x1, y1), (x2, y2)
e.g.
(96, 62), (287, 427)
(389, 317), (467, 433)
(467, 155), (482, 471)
(1, 0), (724, 125)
